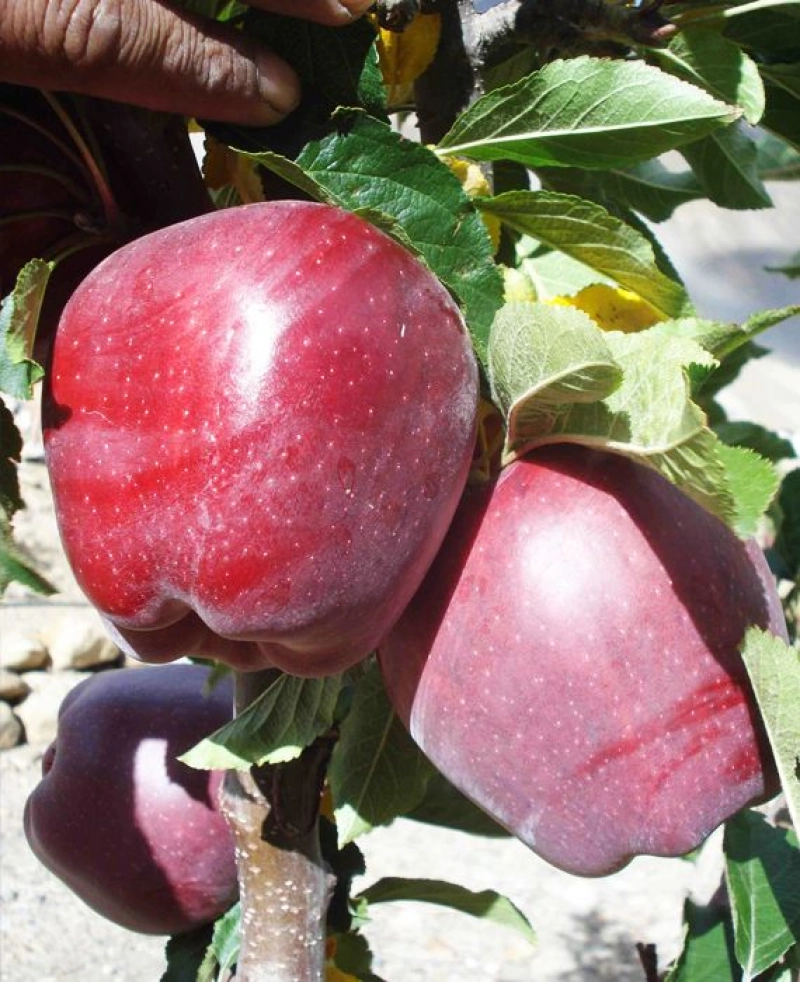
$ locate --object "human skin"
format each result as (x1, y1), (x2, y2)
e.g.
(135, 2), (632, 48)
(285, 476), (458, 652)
(380, 445), (785, 877)
(0, 0), (372, 126)
(24, 664), (238, 935)
(43, 200), (479, 676)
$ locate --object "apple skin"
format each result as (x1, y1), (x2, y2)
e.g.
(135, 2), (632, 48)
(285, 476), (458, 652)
(23, 664), (238, 935)
(43, 200), (478, 676)
(379, 445), (785, 877)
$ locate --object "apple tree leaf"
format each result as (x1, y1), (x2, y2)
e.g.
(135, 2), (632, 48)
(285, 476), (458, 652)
(197, 902), (241, 982)
(357, 877), (537, 947)
(714, 422), (796, 464)
(766, 250), (800, 279)
(0, 511), (55, 595)
(487, 301), (767, 531)
(328, 930), (385, 982)
(249, 113), (502, 364)
(161, 923), (215, 982)
(477, 190), (692, 318)
(327, 660), (436, 847)
(1, 398), (23, 519)
(436, 56), (739, 170)
(664, 898), (740, 982)
(240, 11), (383, 120)
(680, 123), (773, 211)
(739, 628), (800, 836)
(293, 112), (503, 363)
(655, 27), (766, 124)
(537, 160), (705, 224)
(488, 301), (623, 419)
(0, 260), (50, 401)
(724, 811), (800, 979)
(180, 673), (343, 770)
(774, 469), (800, 583)
(406, 770), (511, 838)
(762, 79), (800, 153)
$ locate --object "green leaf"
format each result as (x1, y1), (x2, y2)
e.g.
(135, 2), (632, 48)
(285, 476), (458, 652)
(0, 260), (50, 400)
(487, 301), (771, 530)
(406, 770), (511, 838)
(665, 898), (740, 982)
(766, 250), (800, 278)
(287, 111), (502, 363)
(198, 903), (241, 982)
(479, 190), (691, 317)
(754, 132), (800, 179)
(715, 421), (797, 463)
(242, 12), (382, 118)
(437, 56), (738, 170)
(715, 443), (780, 538)
(722, 2), (800, 62)
(680, 123), (773, 210)
(329, 931), (386, 982)
(725, 811), (800, 979)
(180, 672), (343, 770)
(357, 877), (537, 947)
(0, 516), (55, 594)
(0, 398), (23, 519)
(161, 923), (214, 982)
(656, 27), (766, 124)
(739, 628), (800, 836)
(539, 159), (705, 223)
(650, 306), (800, 365)
(762, 80), (800, 152)
(327, 660), (435, 846)
(488, 301), (623, 421)
(774, 469), (800, 577)
(761, 62), (800, 99)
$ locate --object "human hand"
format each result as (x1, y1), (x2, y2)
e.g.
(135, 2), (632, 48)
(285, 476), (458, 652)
(0, 0), (373, 125)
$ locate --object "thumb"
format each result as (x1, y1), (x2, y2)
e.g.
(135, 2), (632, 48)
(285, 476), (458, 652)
(0, 0), (301, 126)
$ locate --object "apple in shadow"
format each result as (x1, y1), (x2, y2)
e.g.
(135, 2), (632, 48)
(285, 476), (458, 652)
(24, 663), (237, 934)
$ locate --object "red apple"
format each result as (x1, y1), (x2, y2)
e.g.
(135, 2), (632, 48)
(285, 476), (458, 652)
(43, 200), (478, 676)
(379, 445), (784, 877)
(23, 664), (237, 935)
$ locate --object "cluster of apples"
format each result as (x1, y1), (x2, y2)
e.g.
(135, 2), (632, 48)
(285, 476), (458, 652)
(26, 201), (784, 935)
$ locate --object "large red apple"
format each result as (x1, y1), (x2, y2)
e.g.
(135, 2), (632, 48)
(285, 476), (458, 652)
(379, 445), (784, 877)
(23, 664), (238, 934)
(43, 201), (479, 676)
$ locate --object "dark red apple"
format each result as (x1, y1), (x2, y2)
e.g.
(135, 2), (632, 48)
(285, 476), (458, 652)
(23, 664), (237, 935)
(43, 201), (478, 676)
(379, 445), (784, 877)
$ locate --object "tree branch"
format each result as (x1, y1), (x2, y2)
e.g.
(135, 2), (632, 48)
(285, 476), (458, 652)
(220, 672), (336, 982)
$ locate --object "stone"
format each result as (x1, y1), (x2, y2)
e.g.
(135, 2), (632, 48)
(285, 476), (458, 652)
(43, 609), (123, 672)
(0, 701), (24, 750)
(0, 669), (31, 705)
(15, 671), (86, 747)
(0, 632), (50, 673)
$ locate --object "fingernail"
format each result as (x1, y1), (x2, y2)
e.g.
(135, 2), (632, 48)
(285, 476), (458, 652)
(253, 50), (301, 121)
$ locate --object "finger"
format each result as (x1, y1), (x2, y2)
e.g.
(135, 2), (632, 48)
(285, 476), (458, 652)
(248, 0), (375, 26)
(0, 0), (301, 126)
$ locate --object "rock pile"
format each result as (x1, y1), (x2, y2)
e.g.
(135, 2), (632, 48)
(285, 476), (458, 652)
(0, 606), (125, 749)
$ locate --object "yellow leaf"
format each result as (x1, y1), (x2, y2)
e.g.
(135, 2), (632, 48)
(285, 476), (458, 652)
(375, 13), (441, 104)
(551, 284), (663, 332)
(202, 136), (264, 205)
(440, 155), (501, 252)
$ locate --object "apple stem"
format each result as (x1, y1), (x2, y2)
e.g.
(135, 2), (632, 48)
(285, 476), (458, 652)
(220, 672), (335, 982)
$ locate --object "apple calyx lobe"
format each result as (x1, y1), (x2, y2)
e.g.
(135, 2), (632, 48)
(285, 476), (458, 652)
(43, 200), (479, 676)
(379, 445), (784, 877)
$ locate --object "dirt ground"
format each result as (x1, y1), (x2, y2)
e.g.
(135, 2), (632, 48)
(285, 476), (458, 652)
(1, 185), (798, 981)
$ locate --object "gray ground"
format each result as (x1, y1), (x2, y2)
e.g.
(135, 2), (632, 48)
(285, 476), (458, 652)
(1, 184), (798, 981)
